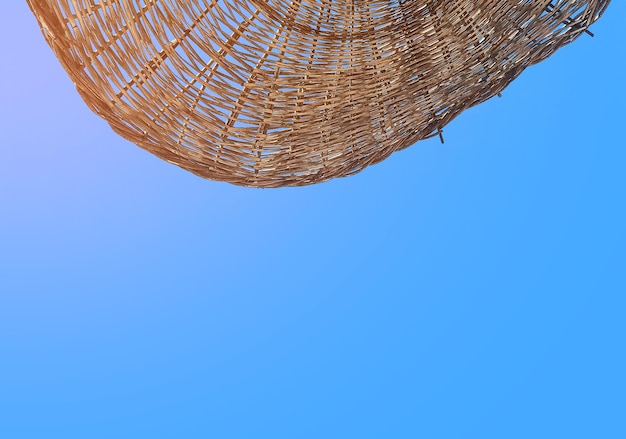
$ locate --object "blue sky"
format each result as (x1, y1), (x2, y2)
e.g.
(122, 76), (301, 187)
(1, 3), (624, 438)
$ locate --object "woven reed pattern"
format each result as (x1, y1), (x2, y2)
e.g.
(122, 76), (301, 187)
(28, 0), (610, 187)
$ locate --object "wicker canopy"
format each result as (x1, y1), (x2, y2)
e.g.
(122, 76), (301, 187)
(28, 0), (610, 187)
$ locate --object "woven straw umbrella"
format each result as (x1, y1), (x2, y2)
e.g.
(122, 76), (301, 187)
(27, 0), (611, 187)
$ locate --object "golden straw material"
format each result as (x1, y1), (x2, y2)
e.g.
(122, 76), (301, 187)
(28, 0), (610, 187)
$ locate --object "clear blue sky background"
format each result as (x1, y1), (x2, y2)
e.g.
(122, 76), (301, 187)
(1, 3), (624, 438)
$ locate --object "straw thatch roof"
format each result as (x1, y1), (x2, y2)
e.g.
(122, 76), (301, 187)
(27, 0), (611, 187)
